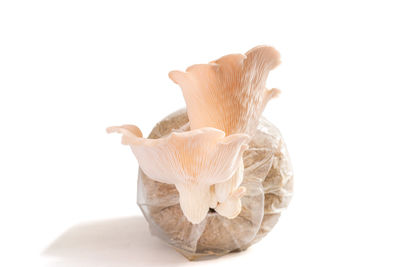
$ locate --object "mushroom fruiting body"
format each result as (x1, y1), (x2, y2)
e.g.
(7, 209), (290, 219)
(108, 45), (280, 224)
(107, 125), (249, 224)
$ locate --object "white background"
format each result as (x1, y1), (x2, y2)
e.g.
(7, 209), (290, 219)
(1, 1), (399, 266)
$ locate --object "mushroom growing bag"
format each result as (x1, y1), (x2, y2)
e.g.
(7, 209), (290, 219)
(108, 46), (293, 259)
(137, 110), (293, 259)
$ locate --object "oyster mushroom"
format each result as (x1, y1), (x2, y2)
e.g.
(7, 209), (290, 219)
(168, 45), (280, 136)
(107, 125), (249, 224)
(169, 46), (281, 217)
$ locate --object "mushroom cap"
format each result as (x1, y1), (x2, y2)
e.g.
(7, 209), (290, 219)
(169, 45), (281, 136)
(107, 125), (249, 185)
(107, 125), (249, 224)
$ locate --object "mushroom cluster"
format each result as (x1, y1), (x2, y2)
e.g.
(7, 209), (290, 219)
(108, 46), (281, 224)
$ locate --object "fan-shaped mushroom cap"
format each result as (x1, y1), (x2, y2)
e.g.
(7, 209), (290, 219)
(169, 45), (281, 136)
(107, 125), (249, 223)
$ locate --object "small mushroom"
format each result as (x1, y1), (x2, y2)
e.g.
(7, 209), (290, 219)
(215, 186), (247, 219)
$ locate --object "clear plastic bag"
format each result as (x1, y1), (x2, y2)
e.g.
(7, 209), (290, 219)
(137, 109), (293, 260)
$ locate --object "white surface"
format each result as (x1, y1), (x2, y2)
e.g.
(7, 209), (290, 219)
(1, 0), (399, 266)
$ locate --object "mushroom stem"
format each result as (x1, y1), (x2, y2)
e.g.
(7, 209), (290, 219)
(175, 182), (211, 224)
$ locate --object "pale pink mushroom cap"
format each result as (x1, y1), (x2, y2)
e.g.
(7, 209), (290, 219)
(107, 125), (249, 224)
(169, 45), (281, 136)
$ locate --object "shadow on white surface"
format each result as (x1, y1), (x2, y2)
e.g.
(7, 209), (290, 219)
(42, 216), (188, 267)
